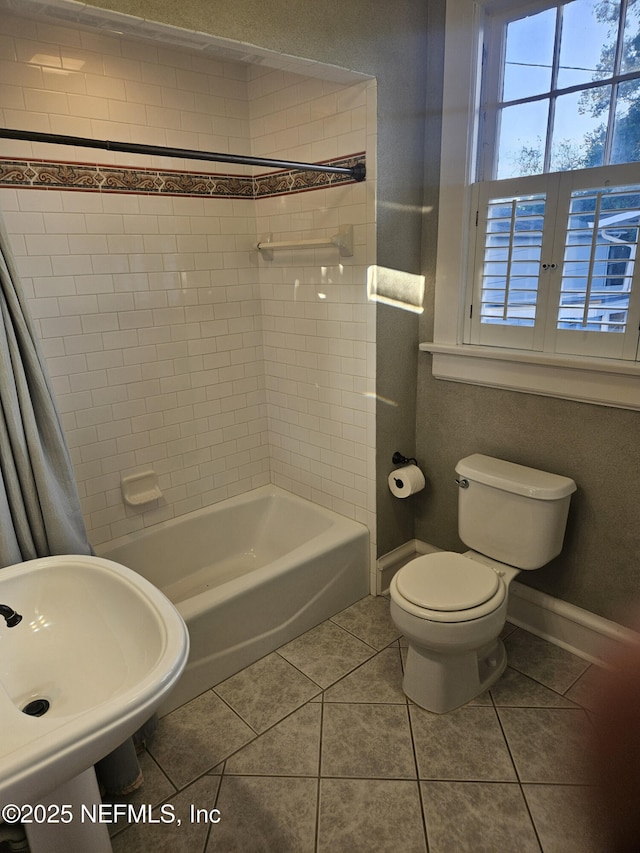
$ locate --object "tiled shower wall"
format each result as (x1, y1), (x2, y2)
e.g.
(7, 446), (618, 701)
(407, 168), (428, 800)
(0, 13), (376, 563)
(249, 65), (376, 536)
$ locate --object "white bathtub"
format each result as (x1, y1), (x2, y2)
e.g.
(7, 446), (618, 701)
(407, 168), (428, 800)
(99, 486), (369, 713)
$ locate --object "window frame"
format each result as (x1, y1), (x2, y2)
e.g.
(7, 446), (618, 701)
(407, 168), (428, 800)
(425, 0), (640, 411)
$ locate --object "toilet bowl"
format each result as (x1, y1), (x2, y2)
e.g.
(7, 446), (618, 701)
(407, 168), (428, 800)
(389, 454), (576, 714)
(390, 552), (515, 713)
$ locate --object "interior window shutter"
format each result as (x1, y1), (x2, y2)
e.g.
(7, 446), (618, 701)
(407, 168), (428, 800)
(549, 171), (640, 360)
(467, 174), (556, 350)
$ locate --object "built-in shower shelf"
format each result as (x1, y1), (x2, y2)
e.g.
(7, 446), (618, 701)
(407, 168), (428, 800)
(257, 224), (353, 259)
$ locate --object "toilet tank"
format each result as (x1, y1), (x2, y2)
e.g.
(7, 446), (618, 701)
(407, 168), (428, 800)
(455, 454), (577, 570)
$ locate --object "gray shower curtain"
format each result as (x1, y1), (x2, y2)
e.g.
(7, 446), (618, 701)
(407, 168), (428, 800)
(0, 214), (92, 566)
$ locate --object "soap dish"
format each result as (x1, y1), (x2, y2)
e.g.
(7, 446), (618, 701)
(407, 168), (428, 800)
(121, 471), (163, 507)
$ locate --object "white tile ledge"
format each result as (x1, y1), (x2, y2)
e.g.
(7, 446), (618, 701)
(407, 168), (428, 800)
(420, 342), (640, 411)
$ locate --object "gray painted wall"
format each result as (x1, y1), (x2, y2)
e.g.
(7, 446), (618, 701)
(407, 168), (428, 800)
(414, 370), (640, 626)
(83, 0), (640, 627)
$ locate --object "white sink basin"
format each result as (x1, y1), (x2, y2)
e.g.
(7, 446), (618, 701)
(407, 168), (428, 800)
(0, 554), (189, 806)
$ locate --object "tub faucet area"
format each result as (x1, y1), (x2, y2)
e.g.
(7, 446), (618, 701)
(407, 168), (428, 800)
(0, 604), (22, 627)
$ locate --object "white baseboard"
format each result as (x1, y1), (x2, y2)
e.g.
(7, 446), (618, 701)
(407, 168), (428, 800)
(378, 539), (639, 664)
(376, 539), (439, 594)
(508, 580), (639, 665)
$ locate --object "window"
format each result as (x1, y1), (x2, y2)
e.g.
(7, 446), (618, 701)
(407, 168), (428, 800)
(426, 0), (640, 409)
(469, 0), (640, 361)
(482, 0), (640, 181)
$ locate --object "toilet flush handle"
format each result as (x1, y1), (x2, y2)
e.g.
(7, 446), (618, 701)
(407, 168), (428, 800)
(455, 477), (469, 489)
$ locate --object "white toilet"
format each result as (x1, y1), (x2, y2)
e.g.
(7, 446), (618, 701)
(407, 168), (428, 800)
(389, 453), (576, 714)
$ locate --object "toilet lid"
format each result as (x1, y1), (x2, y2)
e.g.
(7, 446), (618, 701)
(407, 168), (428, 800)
(396, 553), (500, 612)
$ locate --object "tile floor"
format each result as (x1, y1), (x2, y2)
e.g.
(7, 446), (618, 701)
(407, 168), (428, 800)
(108, 595), (610, 852)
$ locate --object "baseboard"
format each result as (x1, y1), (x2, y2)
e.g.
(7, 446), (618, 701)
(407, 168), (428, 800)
(376, 539), (440, 594)
(508, 580), (639, 666)
(377, 539), (639, 664)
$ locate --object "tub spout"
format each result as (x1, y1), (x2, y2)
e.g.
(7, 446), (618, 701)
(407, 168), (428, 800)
(0, 604), (22, 627)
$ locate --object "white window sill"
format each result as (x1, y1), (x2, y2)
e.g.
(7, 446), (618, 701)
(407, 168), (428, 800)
(420, 342), (640, 411)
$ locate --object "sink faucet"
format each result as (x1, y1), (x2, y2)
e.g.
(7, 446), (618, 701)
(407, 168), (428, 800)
(0, 604), (22, 627)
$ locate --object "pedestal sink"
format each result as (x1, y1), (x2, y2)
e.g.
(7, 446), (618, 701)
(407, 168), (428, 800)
(0, 554), (189, 852)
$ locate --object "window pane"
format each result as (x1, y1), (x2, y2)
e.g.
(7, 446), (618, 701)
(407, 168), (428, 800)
(557, 183), (640, 332)
(496, 100), (550, 178)
(611, 79), (640, 164)
(558, 0), (619, 88)
(550, 87), (611, 171)
(564, 244), (593, 263)
(503, 8), (556, 101)
(599, 184), (640, 209)
(481, 194), (546, 327)
(622, 0), (640, 73)
(485, 0), (640, 180)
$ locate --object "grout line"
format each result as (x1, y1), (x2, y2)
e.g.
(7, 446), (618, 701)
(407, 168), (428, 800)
(405, 693), (432, 851)
(493, 703), (523, 785)
(201, 820), (213, 853)
(519, 783), (546, 852)
(314, 691), (325, 853)
(561, 662), (593, 696)
(208, 685), (262, 737)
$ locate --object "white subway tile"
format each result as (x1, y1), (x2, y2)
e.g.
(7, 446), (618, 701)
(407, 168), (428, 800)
(39, 315), (83, 338)
(86, 350), (123, 371)
(69, 369), (108, 392)
(66, 92), (110, 119)
(101, 329), (138, 350)
(5, 19), (376, 545)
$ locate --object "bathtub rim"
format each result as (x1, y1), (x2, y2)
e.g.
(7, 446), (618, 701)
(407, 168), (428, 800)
(96, 484), (369, 616)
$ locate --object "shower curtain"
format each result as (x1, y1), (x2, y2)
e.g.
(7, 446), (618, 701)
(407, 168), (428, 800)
(0, 214), (91, 566)
(0, 213), (148, 796)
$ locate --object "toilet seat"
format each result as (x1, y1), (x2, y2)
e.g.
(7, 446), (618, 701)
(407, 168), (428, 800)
(391, 552), (506, 623)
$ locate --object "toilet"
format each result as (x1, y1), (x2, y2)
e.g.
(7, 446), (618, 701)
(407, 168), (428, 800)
(389, 453), (576, 714)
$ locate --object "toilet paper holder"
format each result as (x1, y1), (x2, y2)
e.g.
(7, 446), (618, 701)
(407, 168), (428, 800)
(388, 454), (426, 498)
(392, 451), (417, 467)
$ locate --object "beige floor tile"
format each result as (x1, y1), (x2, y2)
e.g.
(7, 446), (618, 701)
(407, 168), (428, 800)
(207, 775), (317, 852)
(148, 691), (254, 789)
(523, 784), (608, 853)
(564, 663), (608, 710)
(498, 707), (593, 784)
(410, 705), (517, 781)
(490, 666), (579, 708)
(277, 620), (374, 688)
(214, 651), (320, 733)
(505, 629), (590, 693)
(317, 779), (427, 853)
(421, 781), (541, 853)
(111, 774), (221, 853)
(323, 646), (405, 703)
(330, 594), (401, 649)
(224, 703), (321, 777)
(321, 703), (416, 779)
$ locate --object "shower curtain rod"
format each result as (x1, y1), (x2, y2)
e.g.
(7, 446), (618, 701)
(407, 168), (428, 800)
(0, 128), (366, 182)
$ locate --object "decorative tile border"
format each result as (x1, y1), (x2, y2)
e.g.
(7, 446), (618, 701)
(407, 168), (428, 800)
(0, 154), (365, 199)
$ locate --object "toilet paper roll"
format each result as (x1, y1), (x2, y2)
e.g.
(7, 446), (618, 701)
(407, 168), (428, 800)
(388, 464), (426, 498)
